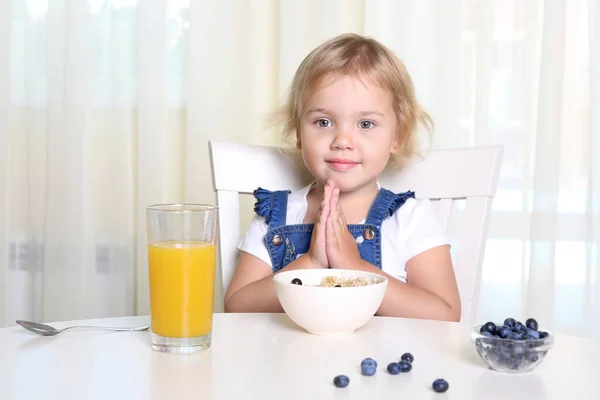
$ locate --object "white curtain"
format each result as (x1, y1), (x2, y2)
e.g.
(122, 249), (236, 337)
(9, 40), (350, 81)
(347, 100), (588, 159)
(1, 0), (598, 339)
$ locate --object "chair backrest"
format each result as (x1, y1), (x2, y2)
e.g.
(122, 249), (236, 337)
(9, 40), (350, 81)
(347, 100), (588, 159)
(209, 140), (503, 323)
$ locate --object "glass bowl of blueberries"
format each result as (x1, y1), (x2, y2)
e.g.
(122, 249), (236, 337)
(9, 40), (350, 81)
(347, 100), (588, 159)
(471, 317), (553, 373)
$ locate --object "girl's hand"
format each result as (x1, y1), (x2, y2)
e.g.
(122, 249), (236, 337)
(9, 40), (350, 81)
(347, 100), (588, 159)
(307, 181), (332, 268)
(326, 182), (362, 269)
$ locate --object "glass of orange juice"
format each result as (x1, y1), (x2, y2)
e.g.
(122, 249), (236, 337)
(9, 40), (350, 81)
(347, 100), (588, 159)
(146, 204), (218, 354)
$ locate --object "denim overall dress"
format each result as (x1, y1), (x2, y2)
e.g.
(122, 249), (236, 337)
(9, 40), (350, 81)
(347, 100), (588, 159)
(253, 186), (416, 272)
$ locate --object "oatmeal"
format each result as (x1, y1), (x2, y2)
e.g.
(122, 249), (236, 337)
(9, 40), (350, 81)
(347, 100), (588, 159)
(316, 276), (375, 287)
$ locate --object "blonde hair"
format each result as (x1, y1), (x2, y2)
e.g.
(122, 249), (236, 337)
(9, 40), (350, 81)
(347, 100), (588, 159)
(272, 33), (433, 165)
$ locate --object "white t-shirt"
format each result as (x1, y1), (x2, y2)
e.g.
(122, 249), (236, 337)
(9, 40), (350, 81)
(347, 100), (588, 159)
(238, 182), (450, 282)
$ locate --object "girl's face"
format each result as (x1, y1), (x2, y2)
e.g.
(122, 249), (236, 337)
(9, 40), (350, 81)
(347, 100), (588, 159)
(297, 74), (400, 194)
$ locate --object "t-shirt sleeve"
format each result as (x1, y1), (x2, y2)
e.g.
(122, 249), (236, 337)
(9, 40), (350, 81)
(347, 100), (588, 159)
(237, 214), (273, 267)
(399, 198), (451, 265)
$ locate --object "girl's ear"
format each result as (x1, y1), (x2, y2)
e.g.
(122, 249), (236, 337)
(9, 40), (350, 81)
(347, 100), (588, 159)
(390, 132), (402, 154)
(296, 132), (302, 150)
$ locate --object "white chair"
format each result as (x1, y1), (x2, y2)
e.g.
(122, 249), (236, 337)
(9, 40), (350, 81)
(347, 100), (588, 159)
(209, 140), (503, 323)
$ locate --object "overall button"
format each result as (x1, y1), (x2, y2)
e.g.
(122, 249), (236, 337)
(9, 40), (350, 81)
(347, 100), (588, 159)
(363, 229), (375, 240)
(271, 234), (283, 246)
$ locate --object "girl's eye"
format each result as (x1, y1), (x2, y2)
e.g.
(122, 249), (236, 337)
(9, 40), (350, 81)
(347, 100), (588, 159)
(359, 120), (375, 129)
(316, 119), (332, 128)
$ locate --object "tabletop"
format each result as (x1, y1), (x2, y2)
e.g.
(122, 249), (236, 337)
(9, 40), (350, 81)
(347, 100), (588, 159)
(1, 313), (598, 399)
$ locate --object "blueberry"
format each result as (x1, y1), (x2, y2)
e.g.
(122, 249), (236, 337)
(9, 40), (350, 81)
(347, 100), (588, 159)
(528, 354), (539, 363)
(291, 278), (302, 285)
(498, 344), (512, 359)
(480, 321), (496, 334)
(507, 332), (521, 340)
(400, 352), (414, 363)
(387, 362), (401, 375)
(485, 352), (500, 364)
(398, 360), (412, 372)
(361, 358), (377, 376)
(361, 365), (376, 376)
(510, 355), (525, 370)
(497, 356), (510, 367)
(361, 357), (377, 369)
(334, 285), (342, 287)
(432, 379), (449, 393)
(526, 318), (538, 331)
(511, 344), (526, 356)
(539, 331), (549, 339)
(481, 331), (493, 337)
(526, 328), (540, 340)
(514, 322), (526, 333)
(499, 326), (511, 338)
(333, 375), (349, 388)
(504, 317), (516, 328)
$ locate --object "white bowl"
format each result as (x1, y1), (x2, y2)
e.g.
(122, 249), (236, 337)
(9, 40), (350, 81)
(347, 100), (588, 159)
(273, 269), (388, 335)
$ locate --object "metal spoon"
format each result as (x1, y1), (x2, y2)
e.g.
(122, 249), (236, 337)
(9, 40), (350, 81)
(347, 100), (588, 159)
(16, 320), (149, 336)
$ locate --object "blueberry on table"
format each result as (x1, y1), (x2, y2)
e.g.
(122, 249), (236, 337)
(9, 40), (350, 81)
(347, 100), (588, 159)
(361, 358), (377, 369)
(398, 360), (412, 372)
(526, 318), (539, 331)
(400, 352), (414, 363)
(361, 364), (376, 376)
(480, 322), (496, 334)
(334, 285), (342, 287)
(333, 375), (349, 388)
(387, 362), (401, 375)
(291, 278), (302, 285)
(432, 379), (449, 393)
(361, 358), (377, 376)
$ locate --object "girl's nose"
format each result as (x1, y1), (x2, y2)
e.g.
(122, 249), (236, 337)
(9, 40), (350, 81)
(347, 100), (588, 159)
(331, 127), (355, 150)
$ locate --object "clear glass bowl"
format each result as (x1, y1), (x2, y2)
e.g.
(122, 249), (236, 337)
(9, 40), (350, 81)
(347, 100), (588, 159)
(471, 325), (554, 373)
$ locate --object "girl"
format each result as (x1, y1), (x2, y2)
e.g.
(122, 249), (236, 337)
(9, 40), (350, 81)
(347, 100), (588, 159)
(224, 33), (461, 322)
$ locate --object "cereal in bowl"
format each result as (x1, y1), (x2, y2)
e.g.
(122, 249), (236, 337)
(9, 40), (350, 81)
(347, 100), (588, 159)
(316, 276), (376, 287)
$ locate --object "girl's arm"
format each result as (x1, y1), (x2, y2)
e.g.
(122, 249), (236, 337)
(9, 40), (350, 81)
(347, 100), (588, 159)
(350, 245), (461, 321)
(326, 188), (460, 321)
(224, 252), (316, 313)
(226, 184), (332, 313)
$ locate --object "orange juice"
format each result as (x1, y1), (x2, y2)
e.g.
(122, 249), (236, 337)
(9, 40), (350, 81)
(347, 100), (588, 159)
(148, 240), (216, 338)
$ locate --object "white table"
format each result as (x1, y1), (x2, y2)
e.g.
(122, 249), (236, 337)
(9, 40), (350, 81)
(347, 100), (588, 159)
(1, 313), (598, 399)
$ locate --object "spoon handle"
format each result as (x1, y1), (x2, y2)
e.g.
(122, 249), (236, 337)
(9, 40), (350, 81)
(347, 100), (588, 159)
(61, 325), (149, 332)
